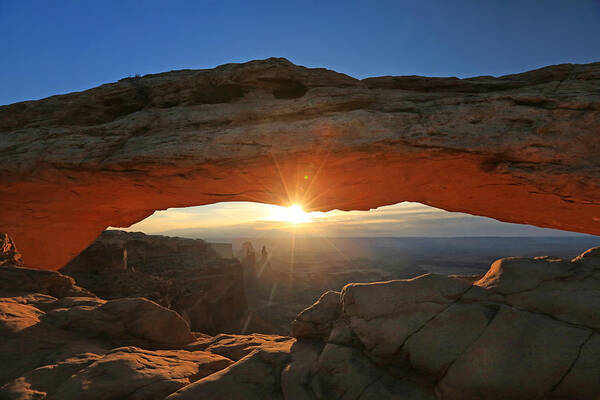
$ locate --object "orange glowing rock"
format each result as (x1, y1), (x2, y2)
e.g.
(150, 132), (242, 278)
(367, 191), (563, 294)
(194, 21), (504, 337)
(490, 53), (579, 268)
(0, 58), (599, 270)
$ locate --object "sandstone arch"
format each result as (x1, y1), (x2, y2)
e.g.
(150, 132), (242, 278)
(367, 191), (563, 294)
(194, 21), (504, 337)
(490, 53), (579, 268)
(1, 58), (599, 270)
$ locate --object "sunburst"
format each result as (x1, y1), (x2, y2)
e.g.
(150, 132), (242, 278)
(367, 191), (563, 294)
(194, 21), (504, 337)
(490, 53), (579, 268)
(268, 204), (312, 224)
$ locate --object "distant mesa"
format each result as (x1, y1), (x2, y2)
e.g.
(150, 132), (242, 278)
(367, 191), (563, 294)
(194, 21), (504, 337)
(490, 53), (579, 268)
(238, 241), (273, 279)
(60, 230), (248, 335)
(208, 242), (234, 259)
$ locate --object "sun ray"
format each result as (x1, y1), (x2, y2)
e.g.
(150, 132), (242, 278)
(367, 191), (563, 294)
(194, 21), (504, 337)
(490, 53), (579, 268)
(299, 142), (333, 209)
(289, 227), (296, 283)
(302, 221), (352, 262)
(270, 150), (294, 206)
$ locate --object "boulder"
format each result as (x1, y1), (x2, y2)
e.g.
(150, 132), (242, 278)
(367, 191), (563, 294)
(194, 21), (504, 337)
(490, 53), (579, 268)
(341, 275), (471, 357)
(0, 265), (95, 299)
(476, 248), (600, 330)
(43, 297), (195, 348)
(291, 290), (341, 339)
(0, 296), (108, 385)
(0, 300), (44, 335)
(166, 340), (294, 400)
(0, 347), (232, 400)
(286, 247), (600, 399)
(2, 234), (600, 399)
(342, 274), (471, 319)
(48, 347), (231, 400)
(475, 256), (573, 293)
(0, 353), (102, 400)
(0, 295), (196, 385)
(198, 333), (295, 361)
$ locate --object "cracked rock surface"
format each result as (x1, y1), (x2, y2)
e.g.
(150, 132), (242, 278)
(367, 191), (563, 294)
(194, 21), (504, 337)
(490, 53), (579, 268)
(289, 247), (600, 399)
(1, 232), (599, 399)
(1, 58), (599, 270)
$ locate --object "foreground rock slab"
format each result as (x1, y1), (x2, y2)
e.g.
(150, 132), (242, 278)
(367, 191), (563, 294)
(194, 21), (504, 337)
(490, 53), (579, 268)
(1, 58), (599, 269)
(2, 347), (232, 400)
(0, 259), (292, 399)
(289, 247), (600, 400)
(0, 266), (196, 385)
(1, 232), (599, 399)
(167, 339), (294, 400)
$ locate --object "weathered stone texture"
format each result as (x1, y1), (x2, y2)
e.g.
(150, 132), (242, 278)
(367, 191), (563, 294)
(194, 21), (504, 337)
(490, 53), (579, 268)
(1, 58), (599, 270)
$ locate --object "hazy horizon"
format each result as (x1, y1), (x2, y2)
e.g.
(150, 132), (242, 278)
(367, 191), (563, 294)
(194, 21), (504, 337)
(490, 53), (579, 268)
(111, 201), (592, 240)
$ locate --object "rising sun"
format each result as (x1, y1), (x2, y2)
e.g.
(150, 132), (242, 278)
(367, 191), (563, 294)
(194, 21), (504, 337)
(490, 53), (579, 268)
(269, 204), (312, 224)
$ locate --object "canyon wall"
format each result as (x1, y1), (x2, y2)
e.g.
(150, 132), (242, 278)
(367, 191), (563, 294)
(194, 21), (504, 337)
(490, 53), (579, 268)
(60, 230), (248, 334)
(1, 58), (599, 269)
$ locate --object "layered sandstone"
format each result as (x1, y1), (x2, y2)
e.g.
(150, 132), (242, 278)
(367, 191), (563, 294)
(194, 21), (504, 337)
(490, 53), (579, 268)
(1, 58), (599, 270)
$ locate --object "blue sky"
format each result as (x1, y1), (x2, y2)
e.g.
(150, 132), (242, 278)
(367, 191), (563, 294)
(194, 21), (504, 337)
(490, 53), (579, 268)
(3, 0), (599, 236)
(1, 0), (599, 105)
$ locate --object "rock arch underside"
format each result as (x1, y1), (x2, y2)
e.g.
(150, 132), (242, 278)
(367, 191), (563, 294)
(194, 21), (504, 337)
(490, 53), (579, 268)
(1, 58), (599, 270)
